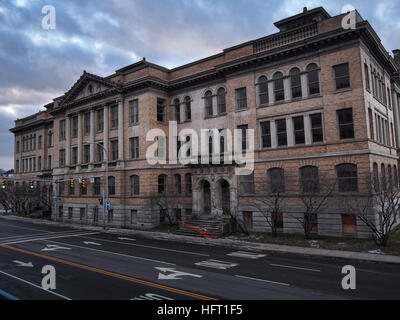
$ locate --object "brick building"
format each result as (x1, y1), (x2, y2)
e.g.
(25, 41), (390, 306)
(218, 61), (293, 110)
(10, 7), (400, 237)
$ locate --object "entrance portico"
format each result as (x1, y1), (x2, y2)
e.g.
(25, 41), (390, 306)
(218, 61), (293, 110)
(191, 165), (237, 217)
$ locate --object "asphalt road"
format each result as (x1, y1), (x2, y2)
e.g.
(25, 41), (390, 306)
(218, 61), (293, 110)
(0, 219), (399, 300)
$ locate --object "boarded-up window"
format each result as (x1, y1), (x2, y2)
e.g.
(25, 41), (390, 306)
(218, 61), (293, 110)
(243, 211), (253, 228)
(342, 214), (357, 235)
(272, 212), (283, 229)
(80, 208), (85, 220)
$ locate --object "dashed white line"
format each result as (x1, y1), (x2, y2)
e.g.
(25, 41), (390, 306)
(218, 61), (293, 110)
(80, 236), (210, 257)
(0, 270), (71, 300)
(269, 263), (321, 273)
(235, 275), (290, 287)
(2, 232), (100, 245)
(47, 239), (176, 266)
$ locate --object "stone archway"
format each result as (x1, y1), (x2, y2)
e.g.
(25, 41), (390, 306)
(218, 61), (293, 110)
(216, 179), (230, 215)
(199, 180), (211, 215)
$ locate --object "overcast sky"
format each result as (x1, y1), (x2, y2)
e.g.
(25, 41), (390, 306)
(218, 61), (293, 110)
(0, 0), (399, 170)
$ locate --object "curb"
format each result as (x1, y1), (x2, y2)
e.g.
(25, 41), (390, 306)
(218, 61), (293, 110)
(1, 214), (400, 264)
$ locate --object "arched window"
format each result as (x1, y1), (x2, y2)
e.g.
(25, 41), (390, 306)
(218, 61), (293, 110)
(88, 84), (93, 94)
(258, 76), (269, 105)
(394, 165), (399, 188)
(174, 174), (181, 194)
(208, 135), (213, 155)
(185, 173), (192, 195)
(158, 174), (167, 194)
(217, 88), (226, 114)
(300, 166), (319, 193)
(381, 164), (386, 190)
(173, 98), (180, 122)
(273, 72), (284, 102)
(336, 164), (358, 192)
(268, 168), (285, 194)
(290, 68), (302, 99)
(388, 165), (393, 190)
(204, 91), (213, 117)
(306, 63), (320, 95)
(373, 163), (379, 192)
(108, 176), (116, 195)
(184, 96), (191, 121)
(130, 175), (140, 196)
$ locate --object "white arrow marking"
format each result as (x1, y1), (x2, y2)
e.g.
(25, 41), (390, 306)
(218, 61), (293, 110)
(118, 237), (136, 241)
(13, 260), (34, 267)
(155, 267), (203, 280)
(83, 241), (101, 246)
(41, 244), (71, 252)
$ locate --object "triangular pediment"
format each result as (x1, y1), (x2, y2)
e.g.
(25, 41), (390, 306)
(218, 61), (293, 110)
(61, 71), (121, 106)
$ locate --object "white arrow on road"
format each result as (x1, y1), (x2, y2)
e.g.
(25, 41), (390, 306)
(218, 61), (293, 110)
(13, 260), (33, 267)
(118, 237), (136, 241)
(41, 244), (71, 252)
(155, 267), (203, 280)
(83, 241), (101, 246)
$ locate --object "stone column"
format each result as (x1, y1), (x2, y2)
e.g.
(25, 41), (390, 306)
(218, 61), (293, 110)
(180, 103), (186, 122)
(192, 188), (201, 217)
(118, 97), (124, 163)
(66, 116), (71, 167)
(77, 112), (82, 166)
(304, 114), (312, 145)
(301, 73), (308, 98)
(286, 117), (294, 147)
(103, 104), (109, 166)
(268, 81), (275, 105)
(284, 77), (291, 102)
(270, 120), (277, 148)
(89, 108), (95, 167)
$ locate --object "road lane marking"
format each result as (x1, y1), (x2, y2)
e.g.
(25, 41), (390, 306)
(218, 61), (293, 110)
(0, 244), (217, 300)
(118, 237), (136, 241)
(235, 275), (290, 287)
(0, 269), (71, 300)
(79, 236), (210, 257)
(13, 260), (34, 267)
(42, 244), (71, 252)
(194, 259), (238, 270)
(2, 232), (100, 245)
(155, 267), (203, 280)
(83, 241), (102, 246)
(47, 239), (176, 266)
(269, 263), (321, 273)
(227, 251), (266, 259)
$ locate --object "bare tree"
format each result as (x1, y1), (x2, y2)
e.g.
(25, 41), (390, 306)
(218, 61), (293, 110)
(149, 192), (182, 227)
(250, 191), (286, 237)
(347, 174), (400, 247)
(295, 172), (336, 240)
(248, 168), (290, 237)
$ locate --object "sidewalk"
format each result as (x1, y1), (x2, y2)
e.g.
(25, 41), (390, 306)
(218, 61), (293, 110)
(1, 214), (400, 264)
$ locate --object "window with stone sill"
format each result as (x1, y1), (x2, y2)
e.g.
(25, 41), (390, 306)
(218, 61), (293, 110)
(204, 91), (213, 117)
(235, 87), (247, 110)
(334, 63), (350, 91)
(257, 76), (269, 105)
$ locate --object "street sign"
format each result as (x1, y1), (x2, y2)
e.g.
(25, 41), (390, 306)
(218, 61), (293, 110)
(105, 201), (111, 210)
(52, 196), (62, 200)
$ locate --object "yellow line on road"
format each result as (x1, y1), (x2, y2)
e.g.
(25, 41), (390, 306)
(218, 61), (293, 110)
(0, 244), (217, 300)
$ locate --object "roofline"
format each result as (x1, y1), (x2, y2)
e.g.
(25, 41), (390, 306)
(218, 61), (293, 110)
(274, 6), (331, 28)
